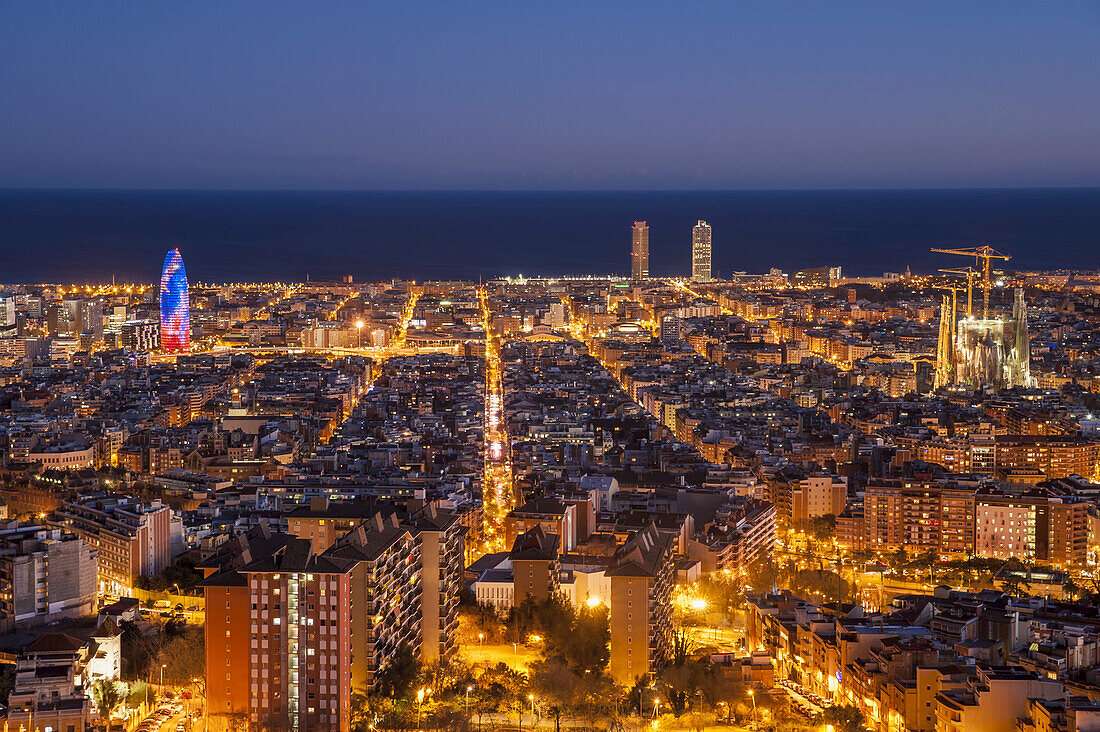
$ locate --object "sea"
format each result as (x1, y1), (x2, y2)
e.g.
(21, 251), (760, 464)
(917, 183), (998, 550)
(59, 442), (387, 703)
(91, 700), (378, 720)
(1, 188), (1098, 284)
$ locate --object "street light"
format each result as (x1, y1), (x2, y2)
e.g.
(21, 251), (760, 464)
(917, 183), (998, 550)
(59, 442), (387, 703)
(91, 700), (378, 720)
(466, 685), (473, 713)
(160, 663), (166, 687)
(417, 687), (432, 730)
(528, 694), (535, 727)
(748, 689), (758, 729)
(356, 320), (364, 348)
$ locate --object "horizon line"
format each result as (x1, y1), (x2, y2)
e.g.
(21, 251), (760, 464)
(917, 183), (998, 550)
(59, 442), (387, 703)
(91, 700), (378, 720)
(2, 184), (1100, 194)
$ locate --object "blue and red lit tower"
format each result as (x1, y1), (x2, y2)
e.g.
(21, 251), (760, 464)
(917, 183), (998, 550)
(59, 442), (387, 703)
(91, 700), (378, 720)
(159, 248), (190, 353)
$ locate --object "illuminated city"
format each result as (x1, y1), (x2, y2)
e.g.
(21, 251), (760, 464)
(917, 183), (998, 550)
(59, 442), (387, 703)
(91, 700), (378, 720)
(2, 3), (1100, 732)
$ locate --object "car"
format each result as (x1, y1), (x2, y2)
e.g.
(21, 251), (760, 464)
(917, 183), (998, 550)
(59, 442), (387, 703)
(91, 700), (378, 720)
(186, 605), (199, 612)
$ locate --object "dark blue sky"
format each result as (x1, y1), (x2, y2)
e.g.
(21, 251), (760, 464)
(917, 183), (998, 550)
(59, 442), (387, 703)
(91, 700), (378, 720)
(2, 2), (1099, 190)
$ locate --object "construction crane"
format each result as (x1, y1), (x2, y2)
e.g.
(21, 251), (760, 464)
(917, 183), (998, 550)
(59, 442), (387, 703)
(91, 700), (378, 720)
(930, 246), (1011, 319)
(938, 267), (978, 318)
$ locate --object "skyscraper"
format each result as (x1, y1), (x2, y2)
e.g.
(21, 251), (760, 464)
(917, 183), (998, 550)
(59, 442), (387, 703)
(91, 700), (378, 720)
(159, 248), (190, 353)
(691, 220), (712, 282)
(631, 221), (649, 280)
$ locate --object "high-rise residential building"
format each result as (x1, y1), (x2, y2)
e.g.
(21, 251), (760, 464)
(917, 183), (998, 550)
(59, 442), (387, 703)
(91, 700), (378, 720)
(0, 296), (15, 329)
(405, 504), (465, 662)
(47, 302), (76, 337)
(121, 320), (160, 351)
(853, 480), (1088, 566)
(691, 220), (712, 283)
(52, 496), (178, 596)
(284, 497), (464, 663)
(606, 523), (674, 683)
(659, 313), (681, 346)
(207, 531), (355, 731)
(0, 524), (98, 623)
(790, 475), (847, 525)
(631, 221), (649, 280)
(78, 299), (104, 341)
(201, 512), (459, 731)
(159, 247), (190, 353)
(324, 516), (422, 696)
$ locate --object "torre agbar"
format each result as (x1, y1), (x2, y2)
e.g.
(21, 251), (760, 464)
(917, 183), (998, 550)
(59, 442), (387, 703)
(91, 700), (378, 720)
(159, 247), (190, 353)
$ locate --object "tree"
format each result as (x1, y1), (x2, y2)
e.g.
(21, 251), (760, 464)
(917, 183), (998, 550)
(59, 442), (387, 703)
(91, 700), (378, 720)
(574, 674), (619, 730)
(695, 665), (742, 712)
(376, 644), (419, 701)
(0, 665), (15, 707)
(135, 555), (204, 593)
(92, 678), (125, 726)
(156, 625), (205, 685)
(999, 573), (1032, 598)
(530, 658), (581, 732)
(623, 676), (649, 716)
(746, 556), (780, 592)
(658, 663), (697, 716)
(214, 712), (251, 732)
(669, 630), (692, 667)
(419, 658), (468, 700)
(791, 568), (851, 604)
(814, 703), (866, 732)
(803, 514), (837, 541)
(471, 663), (527, 731)
(557, 602), (609, 674)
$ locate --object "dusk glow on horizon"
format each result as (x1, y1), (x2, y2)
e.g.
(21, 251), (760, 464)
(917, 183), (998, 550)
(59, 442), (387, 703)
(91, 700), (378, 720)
(1, 2), (1099, 190)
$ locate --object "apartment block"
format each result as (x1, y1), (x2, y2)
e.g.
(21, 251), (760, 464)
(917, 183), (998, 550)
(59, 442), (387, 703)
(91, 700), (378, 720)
(199, 526), (354, 731)
(791, 475), (847, 524)
(325, 515), (421, 694)
(606, 523), (675, 684)
(509, 525), (560, 606)
(285, 498), (464, 664)
(52, 495), (178, 595)
(0, 523), (98, 624)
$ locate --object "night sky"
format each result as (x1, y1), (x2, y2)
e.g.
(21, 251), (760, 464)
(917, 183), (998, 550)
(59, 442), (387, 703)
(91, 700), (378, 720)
(2, 2), (1099, 190)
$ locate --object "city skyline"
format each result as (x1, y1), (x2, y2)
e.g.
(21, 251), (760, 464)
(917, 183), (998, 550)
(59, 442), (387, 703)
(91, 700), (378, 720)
(4, 4), (1100, 732)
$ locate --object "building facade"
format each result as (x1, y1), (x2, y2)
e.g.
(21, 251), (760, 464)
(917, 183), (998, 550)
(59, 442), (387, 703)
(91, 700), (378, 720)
(631, 221), (649, 280)
(159, 247), (191, 353)
(0, 525), (98, 624)
(53, 496), (177, 596)
(691, 220), (712, 283)
(606, 523), (675, 684)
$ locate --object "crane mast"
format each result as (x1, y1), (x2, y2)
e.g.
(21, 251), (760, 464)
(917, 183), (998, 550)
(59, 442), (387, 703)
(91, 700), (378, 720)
(930, 246), (1010, 318)
(938, 267), (978, 318)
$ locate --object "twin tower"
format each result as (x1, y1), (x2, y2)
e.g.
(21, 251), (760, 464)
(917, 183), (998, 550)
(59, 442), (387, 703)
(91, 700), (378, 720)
(631, 220), (712, 283)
